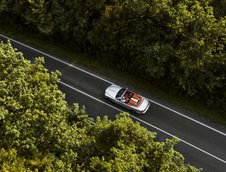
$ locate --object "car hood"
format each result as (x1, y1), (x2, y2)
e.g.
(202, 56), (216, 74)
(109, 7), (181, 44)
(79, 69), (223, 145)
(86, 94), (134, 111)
(137, 97), (150, 111)
(105, 84), (122, 99)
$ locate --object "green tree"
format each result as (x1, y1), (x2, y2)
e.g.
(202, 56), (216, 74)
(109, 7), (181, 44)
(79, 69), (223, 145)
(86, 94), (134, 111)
(0, 41), (92, 170)
(168, 1), (226, 102)
(85, 113), (201, 172)
(0, 0), (225, 110)
(0, 41), (68, 157)
(211, 0), (226, 17)
(0, 148), (33, 172)
(0, 38), (201, 172)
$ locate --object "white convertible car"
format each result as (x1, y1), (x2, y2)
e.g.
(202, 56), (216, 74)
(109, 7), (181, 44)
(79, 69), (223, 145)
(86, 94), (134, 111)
(105, 84), (150, 114)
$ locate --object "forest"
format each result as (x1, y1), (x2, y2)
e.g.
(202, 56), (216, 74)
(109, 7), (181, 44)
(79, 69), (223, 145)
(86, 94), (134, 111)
(0, 41), (201, 171)
(0, 0), (225, 112)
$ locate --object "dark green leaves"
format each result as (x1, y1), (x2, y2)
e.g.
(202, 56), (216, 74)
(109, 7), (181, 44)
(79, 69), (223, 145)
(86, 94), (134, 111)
(1, 0), (225, 109)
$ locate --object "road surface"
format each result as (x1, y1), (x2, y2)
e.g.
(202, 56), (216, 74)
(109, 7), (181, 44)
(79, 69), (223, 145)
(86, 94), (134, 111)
(1, 34), (226, 171)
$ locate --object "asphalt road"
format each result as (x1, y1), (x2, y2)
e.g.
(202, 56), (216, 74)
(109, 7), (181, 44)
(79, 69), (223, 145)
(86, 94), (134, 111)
(1, 34), (226, 171)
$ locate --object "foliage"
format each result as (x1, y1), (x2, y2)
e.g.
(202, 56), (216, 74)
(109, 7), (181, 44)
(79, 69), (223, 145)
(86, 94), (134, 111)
(211, 0), (226, 17)
(0, 148), (33, 172)
(0, 0), (225, 111)
(87, 113), (200, 172)
(0, 40), (67, 157)
(0, 42), (201, 171)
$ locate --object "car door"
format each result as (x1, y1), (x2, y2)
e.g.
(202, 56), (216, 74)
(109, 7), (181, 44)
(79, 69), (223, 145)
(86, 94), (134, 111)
(116, 97), (133, 110)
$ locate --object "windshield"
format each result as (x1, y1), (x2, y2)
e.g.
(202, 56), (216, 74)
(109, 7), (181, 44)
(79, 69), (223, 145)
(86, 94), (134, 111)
(116, 88), (126, 99)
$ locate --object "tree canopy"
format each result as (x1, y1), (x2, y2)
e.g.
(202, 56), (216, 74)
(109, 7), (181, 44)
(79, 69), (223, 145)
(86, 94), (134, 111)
(211, 0), (226, 17)
(0, 0), (225, 111)
(0, 41), (201, 171)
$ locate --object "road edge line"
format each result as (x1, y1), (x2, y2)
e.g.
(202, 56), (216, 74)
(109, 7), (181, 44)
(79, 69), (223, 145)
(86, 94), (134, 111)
(59, 81), (226, 165)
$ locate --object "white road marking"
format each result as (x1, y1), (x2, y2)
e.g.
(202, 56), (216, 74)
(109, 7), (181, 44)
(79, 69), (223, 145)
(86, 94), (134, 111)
(60, 81), (226, 165)
(147, 99), (226, 137)
(0, 34), (226, 136)
(0, 34), (113, 85)
(1, 32), (226, 164)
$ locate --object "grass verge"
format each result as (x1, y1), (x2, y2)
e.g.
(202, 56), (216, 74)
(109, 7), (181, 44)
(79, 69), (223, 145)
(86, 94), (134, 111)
(0, 24), (226, 127)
